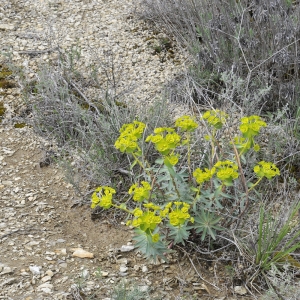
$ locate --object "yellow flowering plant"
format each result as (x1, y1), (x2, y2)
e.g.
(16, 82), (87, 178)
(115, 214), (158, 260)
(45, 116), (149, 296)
(91, 112), (280, 261)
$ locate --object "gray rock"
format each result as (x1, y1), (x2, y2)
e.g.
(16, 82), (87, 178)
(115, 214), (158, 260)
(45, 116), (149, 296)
(41, 275), (52, 282)
(141, 265), (148, 273)
(81, 269), (89, 279)
(1, 266), (13, 275)
(0, 277), (17, 287)
(56, 239), (66, 243)
(119, 265), (128, 273)
(234, 285), (247, 295)
(120, 245), (134, 252)
(37, 282), (54, 292)
(0, 24), (15, 31)
(29, 265), (41, 275)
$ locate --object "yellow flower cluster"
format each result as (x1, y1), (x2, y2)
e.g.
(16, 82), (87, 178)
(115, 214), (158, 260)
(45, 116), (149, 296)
(160, 201), (194, 227)
(202, 110), (228, 129)
(127, 202), (162, 243)
(146, 127), (181, 155)
(193, 168), (215, 185)
(239, 116), (266, 137)
(91, 186), (116, 209)
(114, 121), (145, 154)
(254, 161), (280, 179)
(128, 181), (151, 202)
(175, 115), (198, 132)
(233, 115), (266, 154)
(214, 160), (239, 185)
(169, 202), (193, 226)
(131, 211), (162, 230)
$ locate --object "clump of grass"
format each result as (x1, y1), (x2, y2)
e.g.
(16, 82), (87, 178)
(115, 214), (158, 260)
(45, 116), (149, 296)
(14, 46), (174, 194)
(139, 0), (300, 116)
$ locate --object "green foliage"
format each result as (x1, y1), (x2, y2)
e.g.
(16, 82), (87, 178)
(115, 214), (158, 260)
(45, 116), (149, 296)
(255, 201), (300, 272)
(133, 228), (172, 262)
(237, 200), (300, 283)
(193, 209), (223, 241)
(167, 223), (191, 245)
(92, 111), (280, 261)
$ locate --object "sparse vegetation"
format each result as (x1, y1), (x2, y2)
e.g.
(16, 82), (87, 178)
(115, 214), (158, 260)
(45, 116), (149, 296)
(4, 0), (300, 298)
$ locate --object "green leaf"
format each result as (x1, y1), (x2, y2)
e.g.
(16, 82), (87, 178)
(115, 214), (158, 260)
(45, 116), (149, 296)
(219, 191), (233, 199)
(132, 228), (172, 262)
(164, 159), (173, 168)
(240, 155), (246, 164)
(166, 165), (177, 177)
(193, 210), (224, 241)
(167, 224), (190, 245)
(155, 158), (164, 165)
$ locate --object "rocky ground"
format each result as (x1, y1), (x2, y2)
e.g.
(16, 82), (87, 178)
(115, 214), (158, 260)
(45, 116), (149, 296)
(0, 0), (251, 299)
(0, 125), (205, 299)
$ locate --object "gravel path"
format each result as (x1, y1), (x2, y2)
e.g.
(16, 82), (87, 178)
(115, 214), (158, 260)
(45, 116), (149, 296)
(0, 1), (209, 299)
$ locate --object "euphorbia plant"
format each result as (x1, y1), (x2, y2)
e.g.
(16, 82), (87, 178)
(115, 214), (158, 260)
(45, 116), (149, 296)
(91, 111), (280, 261)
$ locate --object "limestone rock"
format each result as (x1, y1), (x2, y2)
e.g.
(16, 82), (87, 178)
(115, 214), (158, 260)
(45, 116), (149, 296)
(71, 248), (94, 259)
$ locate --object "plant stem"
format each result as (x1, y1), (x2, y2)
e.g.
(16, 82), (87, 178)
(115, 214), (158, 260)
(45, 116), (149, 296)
(248, 177), (263, 193)
(169, 171), (181, 199)
(112, 204), (132, 214)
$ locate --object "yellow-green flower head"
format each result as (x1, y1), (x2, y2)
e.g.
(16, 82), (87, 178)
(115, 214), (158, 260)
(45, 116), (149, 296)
(214, 160), (239, 185)
(119, 121), (146, 140)
(114, 137), (138, 154)
(165, 133), (181, 145)
(239, 115), (266, 138)
(132, 208), (143, 217)
(159, 202), (172, 218)
(160, 208), (169, 218)
(146, 128), (181, 155)
(164, 154), (179, 166)
(193, 168), (214, 185)
(169, 209), (191, 227)
(154, 127), (175, 134)
(115, 121), (145, 154)
(254, 161), (280, 179)
(253, 144), (260, 152)
(156, 140), (170, 154)
(91, 186), (116, 209)
(204, 134), (211, 141)
(128, 181), (151, 202)
(132, 211), (162, 232)
(175, 115), (198, 132)
(143, 203), (161, 211)
(149, 134), (163, 144)
(168, 202), (192, 227)
(151, 233), (160, 243)
(202, 110), (228, 129)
